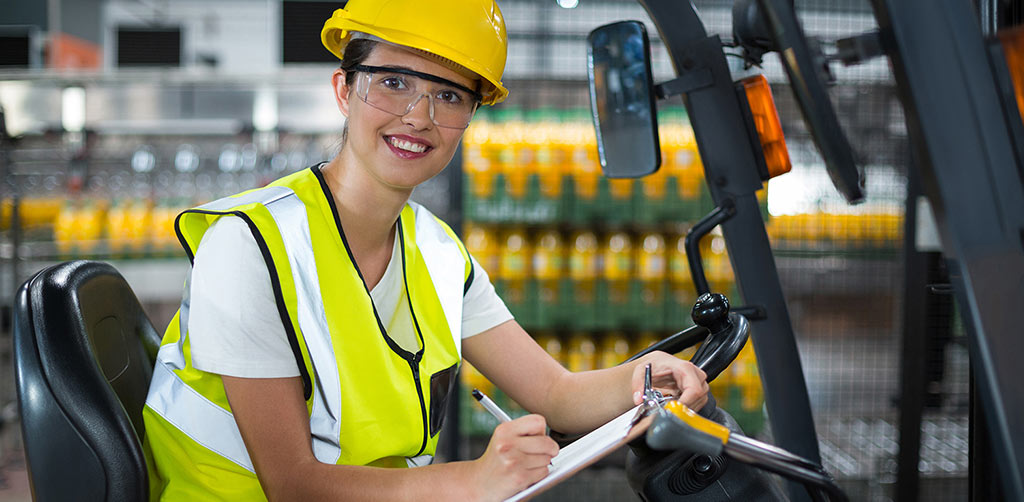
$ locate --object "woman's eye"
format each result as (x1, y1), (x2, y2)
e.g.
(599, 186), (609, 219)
(380, 76), (407, 90)
(437, 89), (464, 105)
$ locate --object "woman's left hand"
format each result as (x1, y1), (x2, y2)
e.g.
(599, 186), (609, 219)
(630, 351), (710, 410)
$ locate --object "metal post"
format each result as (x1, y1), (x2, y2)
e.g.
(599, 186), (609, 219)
(870, 0), (1024, 498)
(897, 164), (926, 502)
(637, 3), (821, 500)
(441, 143), (464, 461)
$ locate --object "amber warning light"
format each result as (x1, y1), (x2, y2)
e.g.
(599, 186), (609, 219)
(740, 74), (792, 179)
(999, 26), (1024, 123)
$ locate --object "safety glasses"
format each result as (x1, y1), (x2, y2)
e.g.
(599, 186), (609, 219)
(353, 64), (481, 129)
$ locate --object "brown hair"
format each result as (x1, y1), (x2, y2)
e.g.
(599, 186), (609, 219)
(339, 39), (378, 145)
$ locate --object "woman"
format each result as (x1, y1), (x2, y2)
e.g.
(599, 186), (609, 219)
(143, 1), (709, 500)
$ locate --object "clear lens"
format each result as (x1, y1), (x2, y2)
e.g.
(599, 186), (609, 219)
(356, 71), (477, 129)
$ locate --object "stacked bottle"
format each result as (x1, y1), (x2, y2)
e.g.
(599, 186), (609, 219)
(461, 226), (738, 333)
(461, 107), (713, 227)
(568, 230), (599, 329)
(532, 230), (568, 327)
(765, 211), (904, 251)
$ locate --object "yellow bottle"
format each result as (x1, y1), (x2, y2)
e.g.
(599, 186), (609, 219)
(632, 331), (660, 355)
(641, 166), (669, 202)
(602, 232), (634, 309)
(608, 178), (634, 201)
(637, 233), (666, 283)
(532, 230), (564, 281)
(53, 201), (77, 257)
(127, 200), (153, 255)
(464, 224), (499, 280)
(668, 235), (696, 324)
(569, 231), (599, 304)
(566, 333), (597, 372)
(532, 229), (564, 309)
(884, 212), (902, 246)
(669, 127), (701, 202)
(599, 332), (631, 369)
(499, 227), (531, 306)
(149, 201), (179, 254)
(602, 232), (634, 281)
(706, 235), (733, 287)
(734, 343), (763, 412)
(463, 118), (496, 200)
(637, 233), (667, 316)
(499, 111), (529, 199)
(105, 201), (127, 256)
(668, 235), (692, 286)
(535, 333), (565, 368)
(571, 123), (600, 201)
(461, 361), (494, 398)
(9, 196), (62, 229)
(79, 201), (105, 256)
(535, 112), (566, 200)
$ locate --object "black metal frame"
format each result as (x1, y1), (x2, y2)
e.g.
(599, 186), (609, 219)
(897, 159), (928, 501)
(636, 3), (821, 501)
(870, 0), (1024, 499)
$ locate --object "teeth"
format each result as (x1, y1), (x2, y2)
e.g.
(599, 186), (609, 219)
(389, 137), (428, 153)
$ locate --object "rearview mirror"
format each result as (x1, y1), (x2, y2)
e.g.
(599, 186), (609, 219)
(587, 21), (661, 178)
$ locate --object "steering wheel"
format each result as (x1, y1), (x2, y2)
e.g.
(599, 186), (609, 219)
(622, 293), (763, 501)
(689, 293), (750, 384)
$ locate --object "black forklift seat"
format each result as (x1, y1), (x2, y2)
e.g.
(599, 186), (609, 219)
(13, 260), (163, 501)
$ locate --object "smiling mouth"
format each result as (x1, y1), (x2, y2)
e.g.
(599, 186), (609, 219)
(386, 136), (431, 154)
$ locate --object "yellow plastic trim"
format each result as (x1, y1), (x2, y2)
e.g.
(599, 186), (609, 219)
(663, 400), (731, 444)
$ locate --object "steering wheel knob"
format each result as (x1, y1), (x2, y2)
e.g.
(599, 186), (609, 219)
(691, 293), (732, 335)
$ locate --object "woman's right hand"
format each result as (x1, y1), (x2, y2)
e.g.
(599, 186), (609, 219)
(469, 414), (559, 501)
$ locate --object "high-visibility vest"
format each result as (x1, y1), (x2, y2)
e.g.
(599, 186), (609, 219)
(143, 166), (472, 500)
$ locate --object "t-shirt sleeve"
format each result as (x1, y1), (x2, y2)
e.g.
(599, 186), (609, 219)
(461, 255), (515, 339)
(187, 217), (301, 378)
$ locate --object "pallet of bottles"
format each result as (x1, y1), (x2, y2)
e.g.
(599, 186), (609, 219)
(465, 224), (737, 332)
(461, 107), (752, 228)
(2, 195), (190, 259)
(765, 211), (904, 257)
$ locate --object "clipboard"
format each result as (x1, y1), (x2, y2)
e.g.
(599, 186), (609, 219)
(504, 404), (653, 502)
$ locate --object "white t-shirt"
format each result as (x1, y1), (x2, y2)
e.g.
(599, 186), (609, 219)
(187, 216), (512, 378)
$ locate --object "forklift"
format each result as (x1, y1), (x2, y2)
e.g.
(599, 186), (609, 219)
(585, 0), (1024, 500)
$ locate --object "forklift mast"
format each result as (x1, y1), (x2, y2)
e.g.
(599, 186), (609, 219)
(870, 0), (1024, 499)
(635, 2), (821, 501)
(635, 0), (1024, 500)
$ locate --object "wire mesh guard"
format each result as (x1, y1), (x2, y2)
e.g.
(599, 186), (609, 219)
(481, 1), (969, 501)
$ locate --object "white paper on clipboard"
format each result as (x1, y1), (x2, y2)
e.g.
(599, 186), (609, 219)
(504, 404), (649, 502)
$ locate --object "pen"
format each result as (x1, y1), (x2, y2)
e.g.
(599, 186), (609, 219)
(472, 388), (512, 423)
(474, 388), (556, 470)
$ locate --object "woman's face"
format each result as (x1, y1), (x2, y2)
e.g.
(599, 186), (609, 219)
(333, 43), (477, 192)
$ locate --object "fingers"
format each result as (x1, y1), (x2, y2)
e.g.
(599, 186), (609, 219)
(491, 414), (559, 459)
(481, 414), (559, 496)
(678, 378), (710, 409)
(495, 414), (549, 437)
(492, 430), (559, 458)
(635, 352), (710, 408)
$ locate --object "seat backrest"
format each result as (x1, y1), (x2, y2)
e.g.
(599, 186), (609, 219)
(14, 260), (163, 501)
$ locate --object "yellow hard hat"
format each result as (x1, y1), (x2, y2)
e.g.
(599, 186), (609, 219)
(321, 0), (509, 106)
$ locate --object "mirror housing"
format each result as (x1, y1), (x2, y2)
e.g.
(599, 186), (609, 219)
(587, 21), (661, 179)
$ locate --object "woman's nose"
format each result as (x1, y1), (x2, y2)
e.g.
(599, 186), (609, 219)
(402, 94), (435, 129)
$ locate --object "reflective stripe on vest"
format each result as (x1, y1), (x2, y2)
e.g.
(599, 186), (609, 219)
(146, 169), (468, 483)
(412, 203), (465, 359)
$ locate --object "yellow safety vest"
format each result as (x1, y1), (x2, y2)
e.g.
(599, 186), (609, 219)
(143, 166), (472, 500)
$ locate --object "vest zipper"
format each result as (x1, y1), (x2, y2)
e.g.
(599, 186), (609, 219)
(408, 358), (429, 457)
(314, 168), (432, 459)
